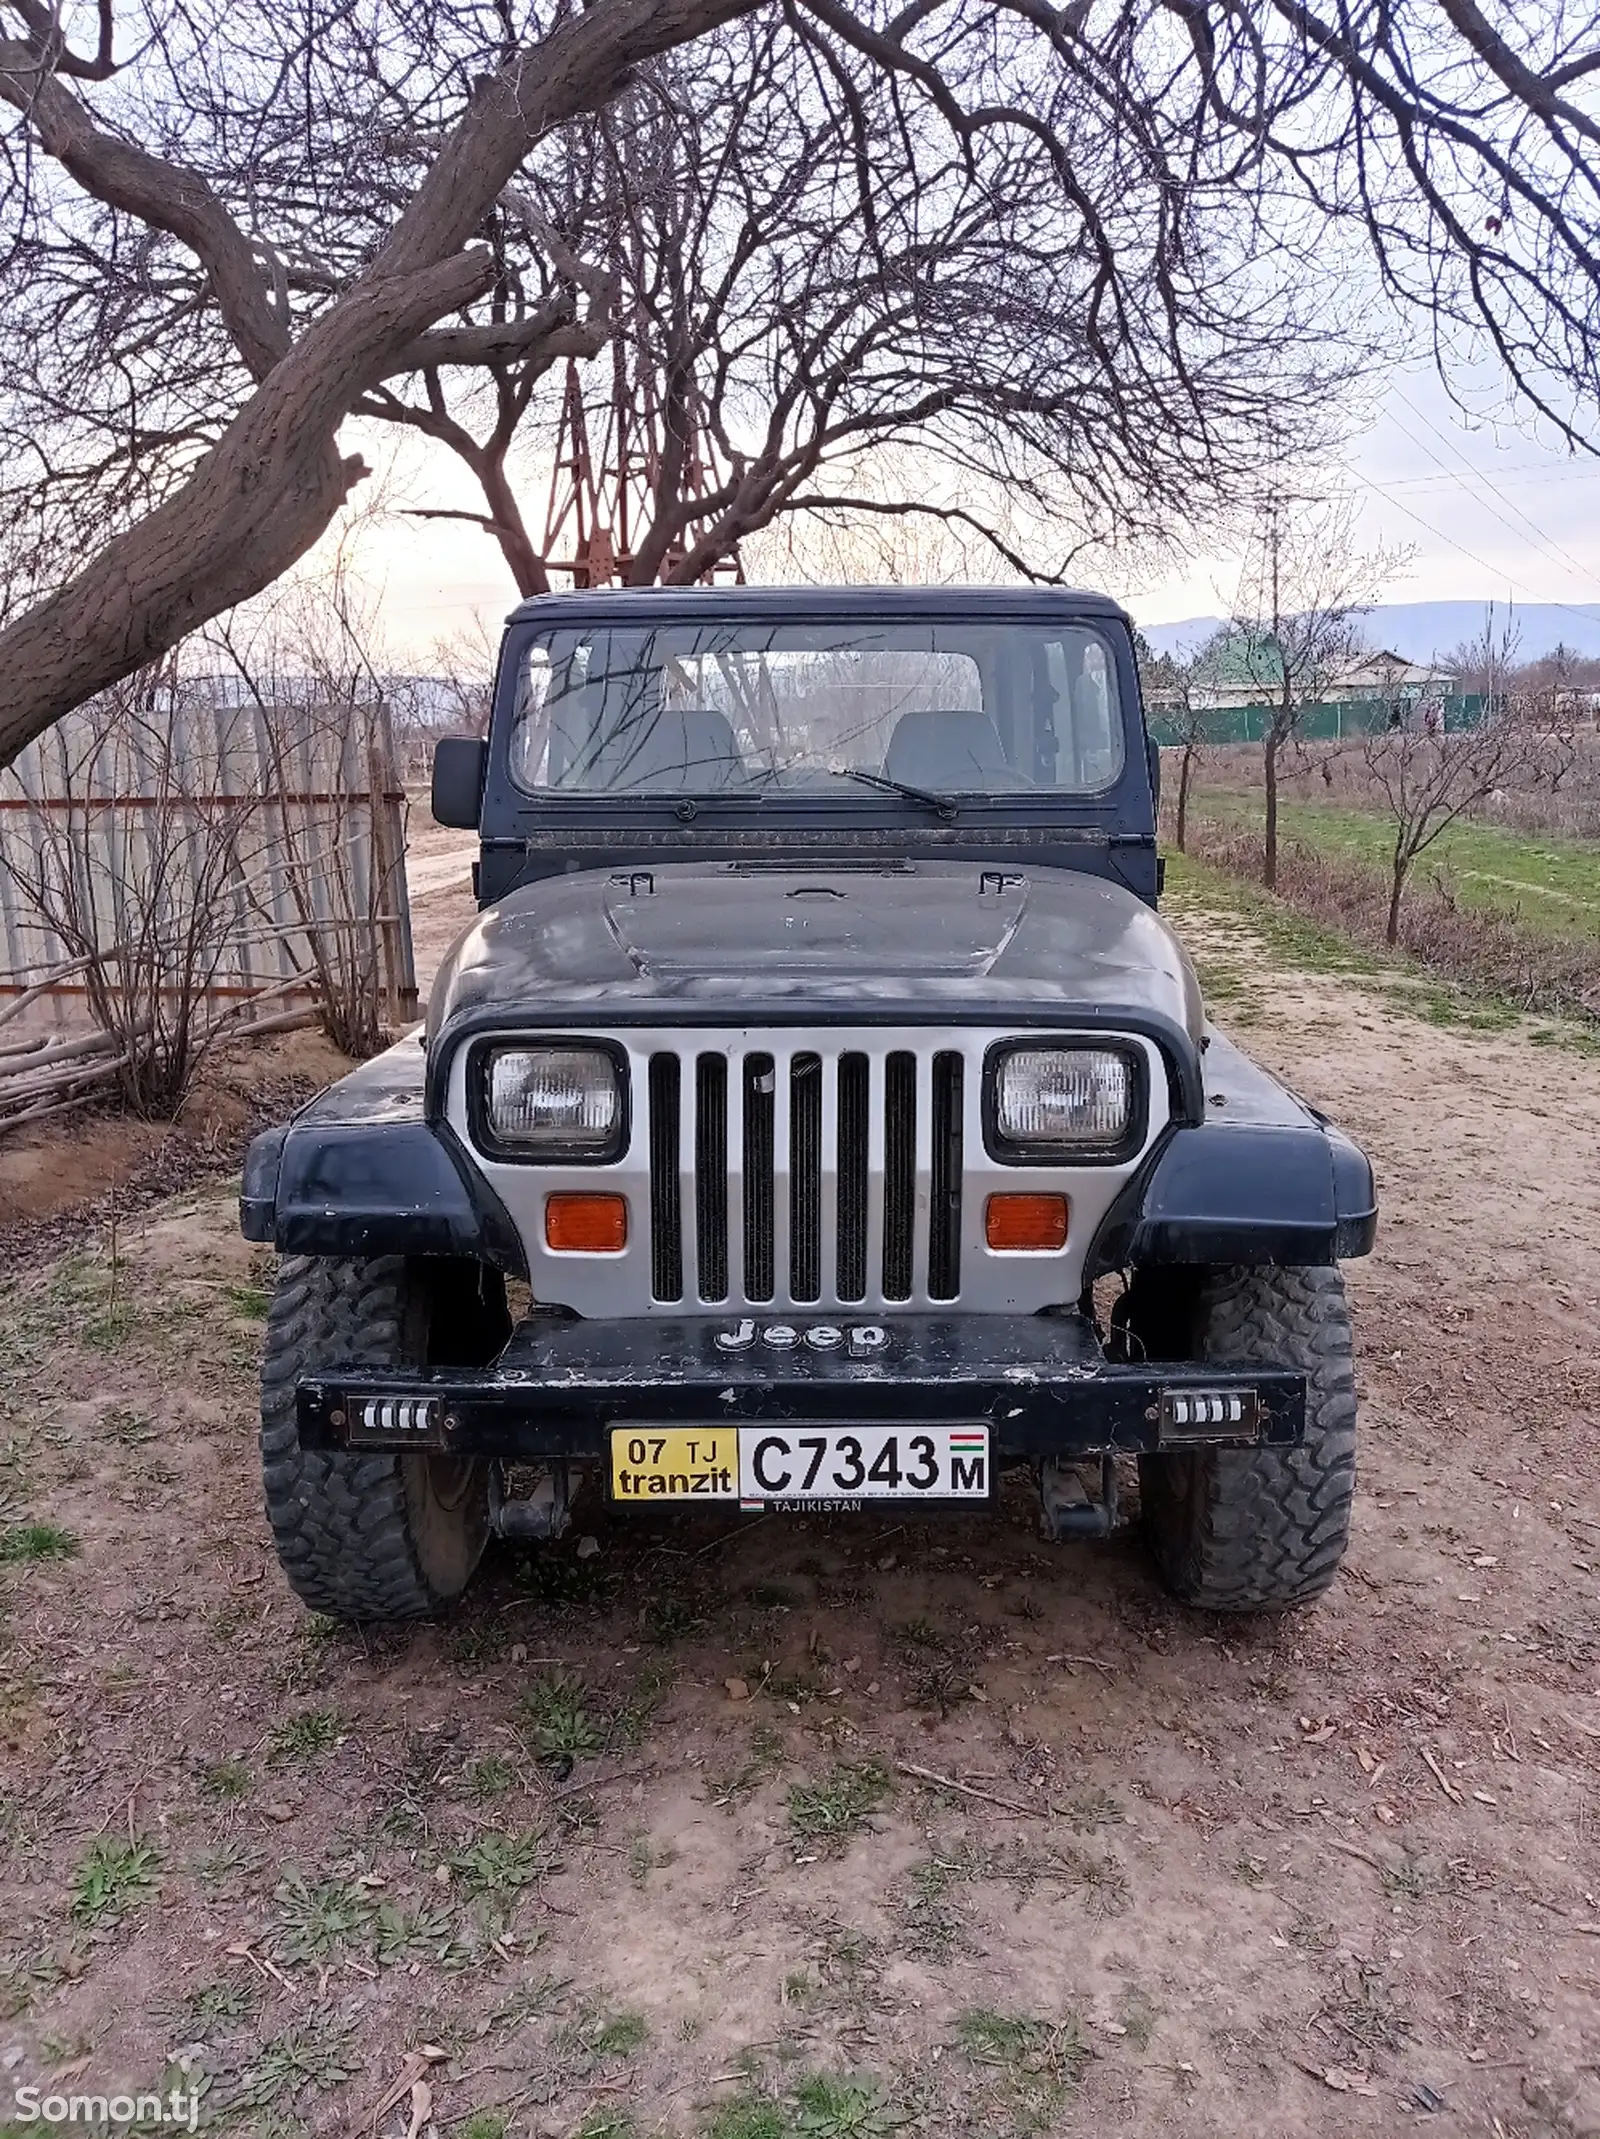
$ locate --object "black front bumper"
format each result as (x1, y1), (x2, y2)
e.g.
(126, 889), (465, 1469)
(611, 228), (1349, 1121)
(298, 1313), (1304, 1463)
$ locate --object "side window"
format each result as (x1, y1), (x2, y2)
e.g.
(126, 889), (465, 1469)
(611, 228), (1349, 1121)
(509, 647), (555, 785)
(1042, 632), (1122, 789)
(1073, 637), (1117, 786)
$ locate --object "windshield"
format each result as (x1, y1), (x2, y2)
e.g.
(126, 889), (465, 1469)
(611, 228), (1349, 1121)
(506, 618), (1126, 799)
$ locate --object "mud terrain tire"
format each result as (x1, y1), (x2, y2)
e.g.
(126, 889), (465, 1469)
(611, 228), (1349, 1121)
(1137, 1264), (1357, 1611)
(260, 1255), (494, 1621)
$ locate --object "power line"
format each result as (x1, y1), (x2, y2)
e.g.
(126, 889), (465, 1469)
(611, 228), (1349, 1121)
(1344, 469), (1600, 637)
(1389, 389), (1599, 591)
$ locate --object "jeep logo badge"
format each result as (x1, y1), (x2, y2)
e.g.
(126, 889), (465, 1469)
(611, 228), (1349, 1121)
(715, 1320), (887, 1356)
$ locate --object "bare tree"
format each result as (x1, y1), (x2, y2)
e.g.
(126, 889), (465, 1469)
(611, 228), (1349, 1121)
(0, 677), (272, 1119)
(0, 0), (1596, 761)
(1229, 498), (1402, 889)
(1361, 692), (1556, 945)
(358, 15), (1351, 592)
(1146, 630), (1233, 855)
(203, 564), (420, 1058)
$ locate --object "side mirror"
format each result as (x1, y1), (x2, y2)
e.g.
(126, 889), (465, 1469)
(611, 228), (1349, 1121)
(431, 736), (488, 829)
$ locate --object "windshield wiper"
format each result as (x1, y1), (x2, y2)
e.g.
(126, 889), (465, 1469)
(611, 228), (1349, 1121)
(827, 768), (958, 822)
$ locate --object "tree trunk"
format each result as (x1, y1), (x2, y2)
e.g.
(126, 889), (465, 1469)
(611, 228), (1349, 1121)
(1176, 746), (1194, 852)
(0, 0), (754, 769)
(0, 253), (488, 768)
(1387, 855), (1406, 945)
(479, 451), (552, 600)
(1263, 730), (1280, 889)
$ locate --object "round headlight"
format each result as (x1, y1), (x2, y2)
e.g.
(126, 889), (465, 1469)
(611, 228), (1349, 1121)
(480, 1045), (625, 1158)
(992, 1046), (1136, 1156)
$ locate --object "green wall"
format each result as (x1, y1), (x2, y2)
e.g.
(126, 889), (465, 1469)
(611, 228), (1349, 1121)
(1148, 694), (1488, 747)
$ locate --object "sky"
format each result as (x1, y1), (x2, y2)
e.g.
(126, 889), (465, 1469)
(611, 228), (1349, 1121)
(335, 354), (1600, 667)
(1119, 358), (1600, 633)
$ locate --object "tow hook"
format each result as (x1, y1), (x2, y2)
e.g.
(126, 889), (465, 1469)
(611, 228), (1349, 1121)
(1039, 1454), (1120, 1540)
(490, 1464), (574, 1543)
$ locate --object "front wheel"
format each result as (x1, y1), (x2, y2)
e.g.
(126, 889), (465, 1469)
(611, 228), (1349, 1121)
(260, 1255), (503, 1621)
(1135, 1264), (1358, 1611)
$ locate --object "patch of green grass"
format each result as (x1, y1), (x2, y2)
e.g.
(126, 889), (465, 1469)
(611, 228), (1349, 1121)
(1379, 1852), (1434, 1903)
(271, 1870), (375, 1962)
(229, 2020), (358, 2112)
(587, 2009), (648, 2058)
(1059, 1788), (1125, 1832)
(900, 1846), (987, 1961)
(1119, 1988), (1158, 2051)
(459, 2114), (510, 2139)
(512, 1551), (623, 1610)
(373, 1900), (475, 1970)
(450, 1829), (550, 1897)
(520, 1672), (602, 1761)
(610, 1658), (675, 1747)
(705, 2103), (789, 2139)
(902, 1656), (972, 1717)
(1053, 1839), (1130, 1917)
(957, 2007), (1091, 2093)
(0, 1947), (62, 2020)
(177, 1977), (256, 2032)
(190, 1838), (260, 1893)
(1175, 805), (1600, 1053)
(198, 1757), (252, 1800)
(1166, 847), (1379, 979)
(70, 1835), (159, 1924)
(745, 1580), (802, 1610)
(103, 1405), (158, 1445)
(1377, 976), (1518, 1031)
(461, 1752), (516, 1801)
(1240, 796), (1600, 943)
(641, 1592), (710, 1644)
(788, 1760), (891, 1851)
(266, 1706), (343, 1764)
(221, 1281), (271, 1319)
(573, 2114), (637, 2139)
(791, 2074), (906, 2137)
(0, 1523), (78, 1564)
(705, 1725), (788, 1809)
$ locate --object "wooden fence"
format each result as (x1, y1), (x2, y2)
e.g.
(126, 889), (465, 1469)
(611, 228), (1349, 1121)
(0, 693), (417, 1120)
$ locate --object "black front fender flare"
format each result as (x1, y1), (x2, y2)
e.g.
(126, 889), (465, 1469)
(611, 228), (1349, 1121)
(1087, 1119), (1377, 1272)
(240, 1117), (527, 1275)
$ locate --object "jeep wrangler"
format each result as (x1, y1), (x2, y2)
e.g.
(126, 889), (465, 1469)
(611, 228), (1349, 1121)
(241, 585), (1374, 1621)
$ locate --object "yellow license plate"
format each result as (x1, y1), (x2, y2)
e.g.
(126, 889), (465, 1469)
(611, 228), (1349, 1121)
(610, 1428), (739, 1502)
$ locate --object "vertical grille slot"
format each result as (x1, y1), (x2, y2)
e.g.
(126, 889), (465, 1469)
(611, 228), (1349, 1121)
(743, 1053), (776, 1302)
(648, 1053), (682, 1301)
(790, 1052), (823, 1302)
(929, 1051), (964, 1301)
(695, 1055), (729, 1302)
(883, 1051), (917, 1301)
(836, 1052), (870, 1301)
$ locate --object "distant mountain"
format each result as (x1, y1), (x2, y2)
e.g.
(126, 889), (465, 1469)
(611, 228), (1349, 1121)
(1136, 600), (1600, 664)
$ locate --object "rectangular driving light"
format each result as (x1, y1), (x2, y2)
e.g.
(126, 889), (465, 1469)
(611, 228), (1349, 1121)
(987, 1044), (1140, 1161)
(474, 1043), (627, 1161)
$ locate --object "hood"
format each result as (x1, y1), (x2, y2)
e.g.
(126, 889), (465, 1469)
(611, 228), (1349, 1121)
(428, 859), (1204, 1043)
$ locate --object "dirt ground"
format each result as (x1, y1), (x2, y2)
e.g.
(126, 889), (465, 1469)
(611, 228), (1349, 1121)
(1, 859), (1598, 2139)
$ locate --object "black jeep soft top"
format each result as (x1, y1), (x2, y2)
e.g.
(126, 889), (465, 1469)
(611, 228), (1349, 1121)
(243, 585), (1373, 1622)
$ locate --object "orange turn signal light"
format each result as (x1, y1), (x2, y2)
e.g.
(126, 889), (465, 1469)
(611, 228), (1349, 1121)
(985, 1192), (1069, 1252)
(545, 1192), (628, 1253)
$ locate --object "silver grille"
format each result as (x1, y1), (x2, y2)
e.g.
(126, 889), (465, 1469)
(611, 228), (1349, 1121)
(647, 1043), (965, 1311)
